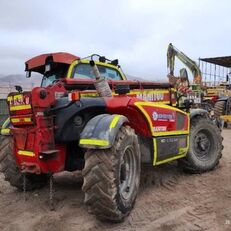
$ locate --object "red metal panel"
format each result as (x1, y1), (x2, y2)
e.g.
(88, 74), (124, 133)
(144, 106), (176, 131)
(13, 117), (66, 174)
(105, 96), (152, 137)
(26, 52), (80, 71)
(105, 96), (188, 137)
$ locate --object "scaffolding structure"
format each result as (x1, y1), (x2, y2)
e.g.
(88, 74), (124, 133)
(199, 56), (231, 86)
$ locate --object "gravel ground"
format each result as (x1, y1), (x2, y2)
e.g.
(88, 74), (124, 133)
(0, 129), (230, 231)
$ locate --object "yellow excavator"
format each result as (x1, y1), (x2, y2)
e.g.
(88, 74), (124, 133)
(166, 43), (207, 111)
(167, 43), (202, 86)
(167, 43), (231, 127)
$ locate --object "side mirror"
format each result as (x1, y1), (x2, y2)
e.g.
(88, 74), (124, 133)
(26, 71), (31, 78)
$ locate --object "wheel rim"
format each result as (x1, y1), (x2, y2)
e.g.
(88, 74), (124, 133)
(193, 129), (214, 160)
(119, 145), (136, 201)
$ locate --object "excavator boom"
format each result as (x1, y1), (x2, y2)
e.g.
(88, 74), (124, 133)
(167, 43), (202, 84)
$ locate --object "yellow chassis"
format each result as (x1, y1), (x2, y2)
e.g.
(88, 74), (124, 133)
(220, 115), (231, 122)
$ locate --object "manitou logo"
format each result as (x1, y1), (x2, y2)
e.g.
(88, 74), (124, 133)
(136, 93), (164, 102)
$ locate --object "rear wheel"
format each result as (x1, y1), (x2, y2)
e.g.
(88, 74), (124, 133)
(82, 126), (141, 222)
(178, 117), (223, 173)
(0, 136), (48, 190)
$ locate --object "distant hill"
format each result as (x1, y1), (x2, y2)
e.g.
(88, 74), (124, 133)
(0, 74), (41, 98)
(0, 74), (41, 87)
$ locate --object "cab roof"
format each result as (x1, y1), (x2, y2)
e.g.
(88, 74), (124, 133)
(25, 52), (80, 73)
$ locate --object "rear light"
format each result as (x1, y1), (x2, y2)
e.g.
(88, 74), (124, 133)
(11, 115), (33, 125)
(68, 91), (80, 101)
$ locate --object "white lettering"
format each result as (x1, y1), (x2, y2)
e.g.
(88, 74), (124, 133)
(153, 126), (167, 132)
(136, 93), (164, 102)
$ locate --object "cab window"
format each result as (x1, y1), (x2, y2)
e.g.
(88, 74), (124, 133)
(41, 63), (69, 87)
(41, 74), (57, 87)
(73, 63), (122, 80)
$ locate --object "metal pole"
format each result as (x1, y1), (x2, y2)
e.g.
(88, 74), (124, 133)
(205, 62), (207, 85)
(218, 65), (221, 82)
(201, 60), (203, 83)
(226, 68), (229, 81)
(214, 64), (217, 86)
(210, 63), (212, 86)
(229, 68), (231, 84)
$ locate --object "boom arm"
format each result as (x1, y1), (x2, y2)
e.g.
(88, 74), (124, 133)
(167, 43), (202, 84)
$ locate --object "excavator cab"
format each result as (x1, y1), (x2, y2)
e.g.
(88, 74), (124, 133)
(179, 68), (189, 81)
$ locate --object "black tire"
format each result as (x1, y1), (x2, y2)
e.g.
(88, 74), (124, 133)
(214, 101), (226, 118)
(0, 136), (48, 190)
(82, 126), (141, 222)
(178, 117), (223, 173)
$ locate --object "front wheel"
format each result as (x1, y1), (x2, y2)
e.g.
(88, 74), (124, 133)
(178, 117), (223, 173)
(82, 126), (141, 222)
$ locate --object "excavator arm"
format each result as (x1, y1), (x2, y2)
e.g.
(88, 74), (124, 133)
(167, 43), (202, 85)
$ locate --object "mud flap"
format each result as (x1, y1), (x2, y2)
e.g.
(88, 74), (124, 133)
(79, 114), (128, 149)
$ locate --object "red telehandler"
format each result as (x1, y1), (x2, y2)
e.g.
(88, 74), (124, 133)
(0, 52), (223, 222)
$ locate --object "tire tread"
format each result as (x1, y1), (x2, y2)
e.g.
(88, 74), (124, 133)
(82, 126), (140, 222)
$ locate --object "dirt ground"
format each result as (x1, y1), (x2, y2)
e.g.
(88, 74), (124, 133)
(0, 130), (231, 231)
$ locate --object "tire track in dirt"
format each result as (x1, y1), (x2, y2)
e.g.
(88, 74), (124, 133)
(0, 130), (231, 231)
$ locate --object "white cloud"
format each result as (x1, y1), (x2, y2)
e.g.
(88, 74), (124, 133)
(0, 0), (231, 81)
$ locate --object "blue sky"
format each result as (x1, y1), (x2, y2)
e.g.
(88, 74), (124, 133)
(0, 0), (231, 81)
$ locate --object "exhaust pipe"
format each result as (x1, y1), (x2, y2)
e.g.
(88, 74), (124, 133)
(89, 60), (112, 97)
